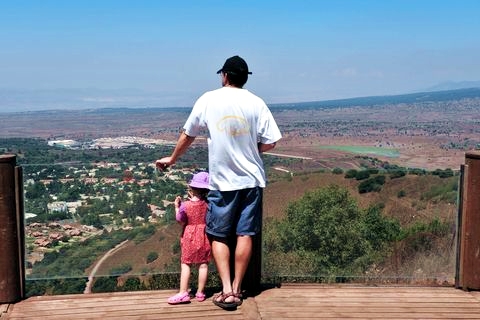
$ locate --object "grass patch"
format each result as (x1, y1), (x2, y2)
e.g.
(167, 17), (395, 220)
(319, 145), (400, 158)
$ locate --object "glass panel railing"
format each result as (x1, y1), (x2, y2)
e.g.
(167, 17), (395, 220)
(20, 160), (459, 296)
(22, 159), (216, 296)
(262, 166), (458, 286)
(2, 138), (459, 297)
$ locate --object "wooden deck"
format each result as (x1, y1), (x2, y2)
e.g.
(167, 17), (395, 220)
(2, 284), (480, 319)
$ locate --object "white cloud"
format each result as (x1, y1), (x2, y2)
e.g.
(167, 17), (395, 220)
(333, 67), (358, 77)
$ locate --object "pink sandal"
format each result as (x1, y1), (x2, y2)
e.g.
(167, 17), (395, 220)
(195, 292), (206, 302)
(168, 292), (190, 304)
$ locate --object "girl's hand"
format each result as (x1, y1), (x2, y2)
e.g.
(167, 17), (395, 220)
(174, 196), (182, 208)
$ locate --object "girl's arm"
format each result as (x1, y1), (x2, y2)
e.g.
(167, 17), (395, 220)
(174, 196), (187, 226)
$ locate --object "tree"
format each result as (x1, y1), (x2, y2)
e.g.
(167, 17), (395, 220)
(265, 184), (401, 277)
(124, 196), (150, 220)
(278, 185), (369, 274)
(360, 204), (400, 251)
(81, 213), (103, 229)
(25, 181), (47, 199)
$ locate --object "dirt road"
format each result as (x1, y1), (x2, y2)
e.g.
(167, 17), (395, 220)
(83, 239), (129, 294)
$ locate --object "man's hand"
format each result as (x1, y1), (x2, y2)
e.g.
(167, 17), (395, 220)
(156, 157), (174, 171)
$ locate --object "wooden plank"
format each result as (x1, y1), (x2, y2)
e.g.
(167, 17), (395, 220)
(5, 286), (480, 320)
(0, 304), (10, 319)
(254, 285), (480, 319)
(256, 297), (477, 304)
(258, 306), (480, 313)
(470, 291), (480, 302)
(259, 311), (480, 319)
(6, 291), (246, 320)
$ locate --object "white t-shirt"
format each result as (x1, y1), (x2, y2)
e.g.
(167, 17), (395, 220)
(183, 86), (282, 191)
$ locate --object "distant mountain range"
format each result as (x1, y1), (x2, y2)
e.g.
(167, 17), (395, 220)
(1, 83), (480, 113)
(270, 87), (480, 110)
(0, 88), (194, 113)
(423, 80), (480, 92)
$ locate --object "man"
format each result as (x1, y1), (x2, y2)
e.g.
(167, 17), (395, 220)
(156, 55), (281, 310)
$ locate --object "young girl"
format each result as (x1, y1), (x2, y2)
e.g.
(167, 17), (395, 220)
(168, 171), (211, 304)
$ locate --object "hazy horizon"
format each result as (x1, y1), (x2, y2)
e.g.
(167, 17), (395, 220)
(3, 85), (480, 115)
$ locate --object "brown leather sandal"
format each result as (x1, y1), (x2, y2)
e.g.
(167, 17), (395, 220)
(232, 292), (243, 306)
(212, 292), (239, 310)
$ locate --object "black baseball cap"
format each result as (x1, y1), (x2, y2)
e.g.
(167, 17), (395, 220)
(216, 55), (252, 75)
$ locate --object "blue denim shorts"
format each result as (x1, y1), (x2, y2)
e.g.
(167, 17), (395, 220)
(206, 187), (263, 238)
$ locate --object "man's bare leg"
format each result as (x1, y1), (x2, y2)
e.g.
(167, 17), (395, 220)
(232, 235), (252, 295)
(211, 239), (233, 297)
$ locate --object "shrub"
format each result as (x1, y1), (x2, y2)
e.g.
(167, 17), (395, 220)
(109, 264), (132, 276)
(373, 175), (386, 185)
(91, 277), (117, 293)
(408, 168), (427, 175)
(390, 170), (406, 179)
(432, 168), (455, 178)
(264, 185), (401, 277)
(422, 178), (458, 203)
(332, 167), (343, 175)
(172, 239), (181, 254)
(344, 169), (358, 179)
(355, 170), (371, 181)
(358, 176), (385, 193)
(146, 251), (158, 264)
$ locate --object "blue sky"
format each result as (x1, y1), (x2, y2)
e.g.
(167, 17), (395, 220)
(1, 0), (480, 111)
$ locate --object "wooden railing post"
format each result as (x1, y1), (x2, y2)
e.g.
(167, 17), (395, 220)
(457, 151), (480, 290)
(0, 154), (24, 303)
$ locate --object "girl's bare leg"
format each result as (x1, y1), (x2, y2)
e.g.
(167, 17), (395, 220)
(179, 263), (191, 293)
(197, 263), (208, 293)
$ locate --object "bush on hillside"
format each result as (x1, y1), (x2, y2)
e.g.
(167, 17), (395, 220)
(109, 263), (132, 276)
(332, 167), (343, 174)
(264, 185), (401, 277)
(146, 251), (158, 264)
(355, 170), (371, 180)
(397, 190), (406, 198)
(390, 170), (406, 179)
(408, 168), (427, 175)
(358, 175), (386, 193)
(344, 169), (358, 179)
(432, 168), (455, 178)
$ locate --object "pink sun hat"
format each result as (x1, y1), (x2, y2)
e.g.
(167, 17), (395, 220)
(188, 171), (209, 189)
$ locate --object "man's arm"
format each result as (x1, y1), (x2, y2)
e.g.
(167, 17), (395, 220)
(258, 142), (276, 153)
(156, 131), (196, 169)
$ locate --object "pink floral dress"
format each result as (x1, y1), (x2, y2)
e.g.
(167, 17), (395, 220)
(177, 200), (211, 264)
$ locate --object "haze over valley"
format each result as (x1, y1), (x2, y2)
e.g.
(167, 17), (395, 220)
(2, 87), (480, 171)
